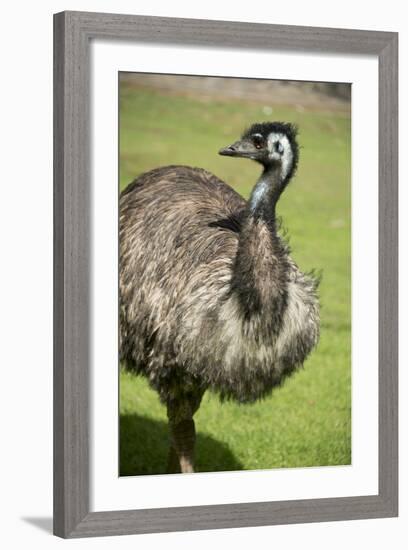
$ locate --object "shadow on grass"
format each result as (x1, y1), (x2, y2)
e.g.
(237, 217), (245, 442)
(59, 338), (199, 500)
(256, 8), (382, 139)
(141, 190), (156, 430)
(120, 413), (243, 476)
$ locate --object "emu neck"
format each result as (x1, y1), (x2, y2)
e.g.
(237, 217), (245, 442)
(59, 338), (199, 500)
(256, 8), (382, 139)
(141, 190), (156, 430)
(230, 164), (288, 321)
(249, 164), (283, 224)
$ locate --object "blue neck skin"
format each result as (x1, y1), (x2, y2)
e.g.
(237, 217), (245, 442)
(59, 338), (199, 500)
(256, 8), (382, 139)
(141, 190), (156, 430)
(249, 164), (283, 222)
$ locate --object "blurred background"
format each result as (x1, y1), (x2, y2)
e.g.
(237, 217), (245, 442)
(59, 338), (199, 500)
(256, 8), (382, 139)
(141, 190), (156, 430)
(119, 73), (351, 476)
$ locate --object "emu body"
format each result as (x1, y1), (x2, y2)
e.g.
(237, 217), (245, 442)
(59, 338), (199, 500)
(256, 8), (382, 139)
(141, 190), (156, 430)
(120, 123), (320, 473)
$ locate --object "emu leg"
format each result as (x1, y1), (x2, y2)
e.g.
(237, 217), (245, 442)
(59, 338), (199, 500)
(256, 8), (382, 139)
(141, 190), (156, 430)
(166, 389), (204, 474)
(168, 418), (196, 474)
(166, 444), (181, 474)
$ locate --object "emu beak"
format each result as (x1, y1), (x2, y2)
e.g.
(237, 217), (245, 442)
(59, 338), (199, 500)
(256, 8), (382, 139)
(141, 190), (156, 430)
(219, 141), (241, 156)
(219, 139), (255, 158)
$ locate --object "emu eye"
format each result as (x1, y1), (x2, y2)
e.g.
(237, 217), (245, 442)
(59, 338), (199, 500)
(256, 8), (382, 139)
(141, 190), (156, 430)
(275, 141), (284, 154)
(252, 134), (265, 149)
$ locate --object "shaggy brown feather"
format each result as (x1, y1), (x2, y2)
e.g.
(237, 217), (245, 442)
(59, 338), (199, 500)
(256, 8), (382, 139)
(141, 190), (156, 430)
(119, 165), (319, 403)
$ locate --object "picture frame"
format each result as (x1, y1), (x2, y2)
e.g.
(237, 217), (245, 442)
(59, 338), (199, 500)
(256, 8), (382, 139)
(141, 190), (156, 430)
(53, 10), (398, 538)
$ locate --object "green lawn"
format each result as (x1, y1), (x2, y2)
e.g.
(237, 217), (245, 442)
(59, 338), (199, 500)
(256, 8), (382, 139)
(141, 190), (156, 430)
(119, 82), (351, 476)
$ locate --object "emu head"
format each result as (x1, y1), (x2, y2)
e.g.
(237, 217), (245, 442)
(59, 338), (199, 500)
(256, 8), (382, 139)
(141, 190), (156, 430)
(219, 122), (299, 187)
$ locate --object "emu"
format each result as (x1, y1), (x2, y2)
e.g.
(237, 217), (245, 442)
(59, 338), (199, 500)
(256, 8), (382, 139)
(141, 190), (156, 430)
(120, 122), (320, 474)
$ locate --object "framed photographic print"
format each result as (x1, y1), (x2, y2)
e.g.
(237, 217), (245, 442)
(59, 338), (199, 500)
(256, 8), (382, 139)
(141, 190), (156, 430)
(53, 11), (398, 538)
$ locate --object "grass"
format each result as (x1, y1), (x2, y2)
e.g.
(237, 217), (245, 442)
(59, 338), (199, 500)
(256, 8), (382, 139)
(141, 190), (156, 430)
(119, 82), (351, 476)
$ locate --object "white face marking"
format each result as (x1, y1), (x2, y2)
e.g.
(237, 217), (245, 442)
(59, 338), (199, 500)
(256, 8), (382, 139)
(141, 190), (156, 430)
(267, 132), (293, 180)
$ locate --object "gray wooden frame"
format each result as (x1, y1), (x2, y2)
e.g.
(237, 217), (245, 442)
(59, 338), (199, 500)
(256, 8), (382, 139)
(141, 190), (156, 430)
(53, 10), (398, 538)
